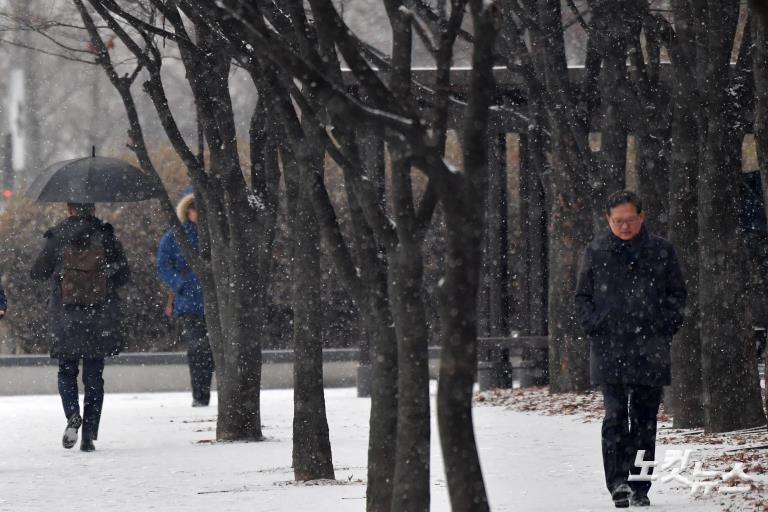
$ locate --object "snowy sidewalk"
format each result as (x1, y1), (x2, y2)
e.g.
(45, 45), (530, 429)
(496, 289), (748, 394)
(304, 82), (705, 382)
(0, 388), (721, 511)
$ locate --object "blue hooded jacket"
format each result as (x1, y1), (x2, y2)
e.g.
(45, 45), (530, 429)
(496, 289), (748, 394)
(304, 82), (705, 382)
(156, 221), (204, 317)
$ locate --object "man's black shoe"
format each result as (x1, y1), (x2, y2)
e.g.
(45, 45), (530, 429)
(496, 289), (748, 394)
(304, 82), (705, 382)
(192, 399), (209, 407)
(62, 413), (82, 449)
(80, 438), (95, 452)
(630, 491), (650, 507)
(611, 484), (631, 508)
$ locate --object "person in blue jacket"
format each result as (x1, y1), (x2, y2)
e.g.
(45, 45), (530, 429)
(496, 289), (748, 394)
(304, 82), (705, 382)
(157, 191), (213, 407)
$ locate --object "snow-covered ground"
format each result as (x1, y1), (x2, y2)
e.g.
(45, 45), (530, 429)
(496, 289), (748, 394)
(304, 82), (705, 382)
(0, 387), (725, 511)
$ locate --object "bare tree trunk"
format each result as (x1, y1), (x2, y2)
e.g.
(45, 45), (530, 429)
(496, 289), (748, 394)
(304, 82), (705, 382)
(697, 2), (766, 432)
(666, 93), (701, 427)
(388, 157), (431, 512)
(484, 133), (509, 336)
(531, 0), (594, 392)
(518, 129), (549, 336)
(345, 132), (398, 512)
(436, 2), (497, 510)
(754, 4), (768, 230)
(664, 0), (705, 429)
(384, 4), (430, 510)
(340, 131), (399, 512)
(364, 264), (399, 512)
(194, 52), (266, 441)
(285, 146), (335, 481)
(636, 126), (671, 237)
(752, 0), (768, 419)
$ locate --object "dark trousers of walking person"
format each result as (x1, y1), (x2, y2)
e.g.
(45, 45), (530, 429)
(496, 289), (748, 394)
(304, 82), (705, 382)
(601, 383), (663, 494)
(58, 358), (105, 440)
(180, 315), (214, 406)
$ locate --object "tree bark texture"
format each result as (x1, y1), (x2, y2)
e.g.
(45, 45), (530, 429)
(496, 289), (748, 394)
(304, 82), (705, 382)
(388, 155), (431, 512)
(436, 2), (497, 510)
(482, 133), (509, 337)
(286, 147), (335, 481)
(752, 0), (768, 420)
(384, 4), (431, 510)
(531, 0), (594, 392)
(696, 2), (766, 432)
(663, 0), (704, 428)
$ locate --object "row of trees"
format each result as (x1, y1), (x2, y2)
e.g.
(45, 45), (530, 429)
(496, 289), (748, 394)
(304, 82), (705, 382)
(63, 1), (498, 511)
(509, 0), (767, 433)
(11, 1), (768, 511)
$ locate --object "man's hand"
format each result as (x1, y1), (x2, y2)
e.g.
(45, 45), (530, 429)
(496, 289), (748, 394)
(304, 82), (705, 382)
(0, 310), (6, 319)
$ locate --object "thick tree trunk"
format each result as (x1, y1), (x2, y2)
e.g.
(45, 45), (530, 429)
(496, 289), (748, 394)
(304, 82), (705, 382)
(383, 4), (430, 510)
(666, 0), (705, 429)
(437, 200), (489, 512)
(364, 267), (399, 512)
(755, 6), (768, 237)
(545, 144), (594, 393)
(203, 153), (266, 441)
(531, 0), (594, 392)
(337, 129), (398, 512)
(667, 86), (704, 428)
(344, 131), (399, 512)
(483, 133), (509, 337)
(436, 3), (496, 510)
(388, 158), (431, 512)
(287, 149), (335, 481)
(203, 179), (267, 441)
(518, 130), (549, 336)
(636, 128), (670, 237)
(697, 3), (766, 432)
(753, 0), (768, 418)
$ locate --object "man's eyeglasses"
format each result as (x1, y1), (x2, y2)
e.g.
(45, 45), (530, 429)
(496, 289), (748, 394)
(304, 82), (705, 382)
(609, 217), (640, 227)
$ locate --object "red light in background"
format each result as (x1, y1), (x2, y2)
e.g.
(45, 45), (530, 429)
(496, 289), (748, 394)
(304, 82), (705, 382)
(3, 189), (12, 198)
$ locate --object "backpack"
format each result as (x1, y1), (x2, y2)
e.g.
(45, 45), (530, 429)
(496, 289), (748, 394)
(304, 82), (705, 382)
(60, 231), (108, 306)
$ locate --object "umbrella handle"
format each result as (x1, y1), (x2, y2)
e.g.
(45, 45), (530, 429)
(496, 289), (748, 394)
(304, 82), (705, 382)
(92, 146), (96, 158)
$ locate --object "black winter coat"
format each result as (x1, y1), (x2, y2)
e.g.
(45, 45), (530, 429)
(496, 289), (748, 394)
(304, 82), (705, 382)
(575, 226), (687, 386)
(30, 216), (130, 359)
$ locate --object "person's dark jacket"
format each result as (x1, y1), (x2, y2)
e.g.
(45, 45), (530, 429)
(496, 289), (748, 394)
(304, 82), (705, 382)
(30, 215), (130, 359)
(575, 226), (687, 386)
(156, 221), (203, 318)
(0, 281), (6, 312)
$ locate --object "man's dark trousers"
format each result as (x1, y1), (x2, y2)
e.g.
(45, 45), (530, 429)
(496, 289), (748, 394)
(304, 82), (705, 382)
(58, 358), (105, 440)
(601, 383), (663, 494)
(181, 315), (214, 405)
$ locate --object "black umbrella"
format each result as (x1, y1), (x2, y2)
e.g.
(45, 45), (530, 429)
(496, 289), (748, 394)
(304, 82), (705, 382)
(25, 152), (164, 203)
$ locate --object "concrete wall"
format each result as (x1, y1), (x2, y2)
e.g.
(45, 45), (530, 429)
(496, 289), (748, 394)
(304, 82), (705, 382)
(0, 349), (441, 396)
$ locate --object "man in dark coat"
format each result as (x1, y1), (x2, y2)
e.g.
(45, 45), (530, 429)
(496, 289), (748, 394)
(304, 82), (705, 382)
(156, 191), (213, 407)
(575, 190), (687, 508)
(31, 203), (130, 452)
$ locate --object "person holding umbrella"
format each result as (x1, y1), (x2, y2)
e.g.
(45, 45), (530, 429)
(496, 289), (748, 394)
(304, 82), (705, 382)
(26, 150), (161, 452)
(156, 189), (213, 407)
(31, 203), (130, 452)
